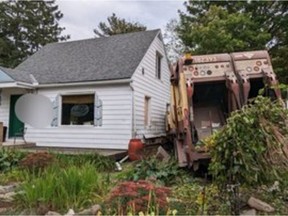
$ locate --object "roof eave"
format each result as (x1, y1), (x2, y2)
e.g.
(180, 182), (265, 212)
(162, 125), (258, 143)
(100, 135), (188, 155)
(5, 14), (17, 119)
(0, 81), (34, 89)
(36, 78), (132, 88)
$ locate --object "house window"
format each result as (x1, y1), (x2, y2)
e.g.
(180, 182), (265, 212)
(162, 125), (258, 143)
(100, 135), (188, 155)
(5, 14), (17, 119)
(156, 51), (162, 79)
(61, 94), (94, 125)
(144, 96), (151, 127)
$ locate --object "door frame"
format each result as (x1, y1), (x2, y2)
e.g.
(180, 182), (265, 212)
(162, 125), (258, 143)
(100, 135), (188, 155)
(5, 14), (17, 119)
(9, 94), (24, 138)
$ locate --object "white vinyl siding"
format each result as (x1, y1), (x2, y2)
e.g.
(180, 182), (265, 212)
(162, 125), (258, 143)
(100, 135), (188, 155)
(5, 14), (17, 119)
(132, 33), (170, 139)
(23, 84), (132, 150)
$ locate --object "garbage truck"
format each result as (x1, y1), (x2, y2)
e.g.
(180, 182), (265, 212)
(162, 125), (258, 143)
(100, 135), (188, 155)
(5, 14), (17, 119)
(166, 50), (282, 168)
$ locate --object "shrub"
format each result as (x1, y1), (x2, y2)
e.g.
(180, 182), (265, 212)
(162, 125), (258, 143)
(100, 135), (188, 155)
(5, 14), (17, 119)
(104, 180), (171, 215)
(207, 96), (288, 186)
(0, 148), (25, 172)
(20, 152), (55, 172)
(129, 157), (182, 186)
(15, 163), (111, 213)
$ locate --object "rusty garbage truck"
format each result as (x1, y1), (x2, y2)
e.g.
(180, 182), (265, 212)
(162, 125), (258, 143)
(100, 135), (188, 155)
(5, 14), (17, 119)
(166, 50), (282, 169)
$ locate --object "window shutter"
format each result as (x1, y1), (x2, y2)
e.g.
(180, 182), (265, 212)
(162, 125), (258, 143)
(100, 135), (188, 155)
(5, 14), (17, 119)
(51, 94), (59, 127)
(94, 93), (103, 126)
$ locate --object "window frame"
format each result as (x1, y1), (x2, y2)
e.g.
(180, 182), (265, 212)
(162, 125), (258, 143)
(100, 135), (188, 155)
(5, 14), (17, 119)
(144, 96), (151, 127)
(155, 51), (162, 80)
(60, 92), (95, 127)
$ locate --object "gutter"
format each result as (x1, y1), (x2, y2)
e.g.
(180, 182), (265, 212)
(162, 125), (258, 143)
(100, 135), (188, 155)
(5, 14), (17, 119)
(0, 82), (34, 89)
(0, 78), (131, 89)
(36, 78), (131, 88)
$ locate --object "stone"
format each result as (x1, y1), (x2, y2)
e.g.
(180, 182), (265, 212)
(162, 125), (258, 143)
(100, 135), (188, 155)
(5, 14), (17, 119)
(77, 208), (92, 215)
(240, 209), (257, 216)
(248, 197), (275, 213)
(0, 208), (8, 214)
(91, 204), (101, 215)
(268, 181), (280, 192)
(0, 186), (7, 194)
(0, 191), (16, 202)
(156, 146), (171, 162)
(77, 204), (101, 215)
(0, 183), (19, 194)
(45, 211), (61, 216)
(20, 209), (32, 215)
(65, 209), (75, 216)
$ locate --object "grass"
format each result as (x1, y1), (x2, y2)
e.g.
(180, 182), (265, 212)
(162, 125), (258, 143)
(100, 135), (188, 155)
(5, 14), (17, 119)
(55, 153), (115, 172)
(0, 168), (30, 185)
(15, 162), (112, 213)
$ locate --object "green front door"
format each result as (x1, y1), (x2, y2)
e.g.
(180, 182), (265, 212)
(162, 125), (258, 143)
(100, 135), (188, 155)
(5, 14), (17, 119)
(9, 95), (24, 137)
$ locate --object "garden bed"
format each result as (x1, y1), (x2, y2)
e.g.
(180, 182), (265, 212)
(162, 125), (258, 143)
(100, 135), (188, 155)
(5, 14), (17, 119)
(0, 148), (287, 215)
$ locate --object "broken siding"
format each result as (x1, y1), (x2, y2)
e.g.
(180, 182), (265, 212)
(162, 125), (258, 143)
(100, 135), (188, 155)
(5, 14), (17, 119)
(24, 84), (132, 149)
(132, 34), (170, 139)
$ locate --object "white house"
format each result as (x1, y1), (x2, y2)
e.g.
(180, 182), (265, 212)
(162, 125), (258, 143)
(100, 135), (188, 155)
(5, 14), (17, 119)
(0, 29), (170, 150)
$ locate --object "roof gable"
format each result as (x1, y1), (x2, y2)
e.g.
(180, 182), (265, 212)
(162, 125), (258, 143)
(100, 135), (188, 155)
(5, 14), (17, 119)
(14, 29), (160, 84)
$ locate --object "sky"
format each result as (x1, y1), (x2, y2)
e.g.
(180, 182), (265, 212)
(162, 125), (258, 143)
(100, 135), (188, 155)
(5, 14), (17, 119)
(57, 0), (185, 41)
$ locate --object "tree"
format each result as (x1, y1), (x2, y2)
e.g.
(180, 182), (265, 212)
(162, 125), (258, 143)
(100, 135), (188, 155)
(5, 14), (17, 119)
(178, 5), (270, 54)
(0, 0), (69, 68)
(163, 19), (185, 62)
(177, 1), (288, 82)
(94, 13), (147, 37)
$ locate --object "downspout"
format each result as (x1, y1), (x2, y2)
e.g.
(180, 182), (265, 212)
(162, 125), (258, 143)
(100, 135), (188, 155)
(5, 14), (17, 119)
(130, 81), (136, 138)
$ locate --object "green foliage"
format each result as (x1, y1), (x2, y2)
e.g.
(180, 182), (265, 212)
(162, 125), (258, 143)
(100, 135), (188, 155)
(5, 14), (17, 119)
(94, 13), (147, 37)
(15, 163), (111, 213)
(0, 168), (28, 185)
(0, 148), (25, 172)
(178, 5), (269, 54)
(0, 0), (69, 68)
(171, 183), (230, 215)
(127, 157), (182, 186)
(56, 153), (115, 172)
(176, 1), (288, 82)
(272, 47), (288, 83)
(208, 96), (288, 185)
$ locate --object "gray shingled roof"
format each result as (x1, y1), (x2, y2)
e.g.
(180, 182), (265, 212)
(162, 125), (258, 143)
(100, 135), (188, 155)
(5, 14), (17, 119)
(9, 29), (160, 84)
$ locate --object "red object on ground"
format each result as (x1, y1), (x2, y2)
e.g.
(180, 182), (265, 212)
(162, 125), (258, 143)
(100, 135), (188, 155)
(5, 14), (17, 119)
(128, 139), (144, 161)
